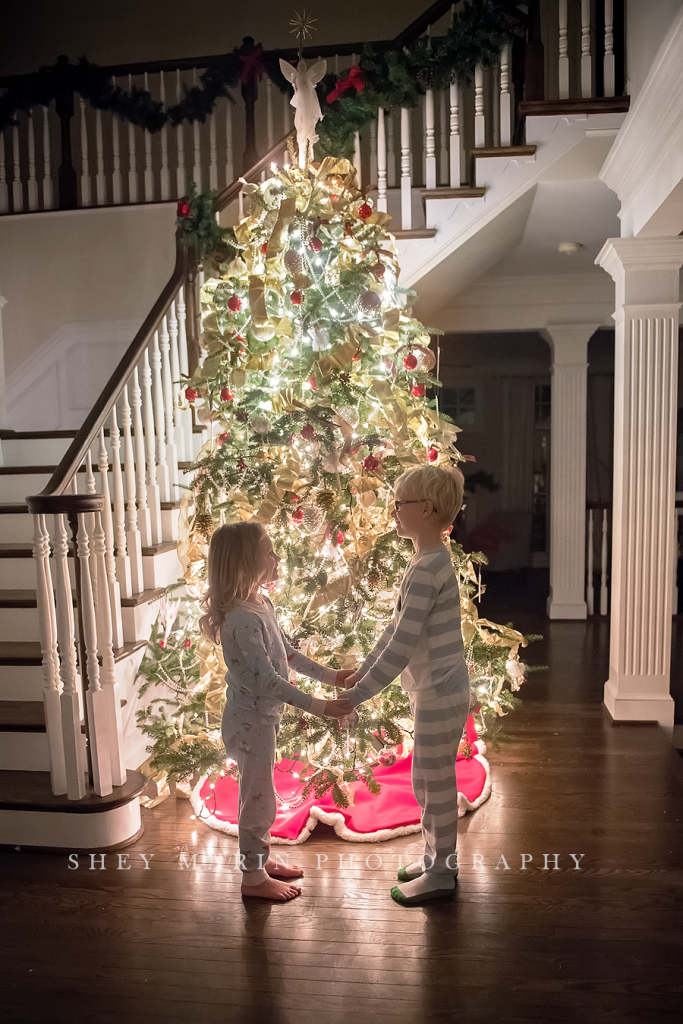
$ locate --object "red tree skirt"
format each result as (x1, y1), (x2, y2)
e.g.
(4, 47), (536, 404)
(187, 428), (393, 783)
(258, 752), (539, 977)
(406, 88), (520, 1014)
(190, 715), (492, 844)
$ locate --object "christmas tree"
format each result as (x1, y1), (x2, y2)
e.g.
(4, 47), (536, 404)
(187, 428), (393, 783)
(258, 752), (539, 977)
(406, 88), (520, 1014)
(136, 154), (530, 811)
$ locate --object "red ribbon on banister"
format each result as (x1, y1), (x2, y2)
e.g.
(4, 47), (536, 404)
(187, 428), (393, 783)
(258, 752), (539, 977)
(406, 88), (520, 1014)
(239, 48), (264, 86)
(326, 65), (364, 103)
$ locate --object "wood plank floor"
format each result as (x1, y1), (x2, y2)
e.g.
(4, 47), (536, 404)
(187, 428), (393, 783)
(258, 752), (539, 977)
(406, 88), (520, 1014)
(1, 617), (682, 1024)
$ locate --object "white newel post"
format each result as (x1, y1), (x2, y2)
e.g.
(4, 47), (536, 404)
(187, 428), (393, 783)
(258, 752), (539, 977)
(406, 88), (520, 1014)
(596, 237), (683, 729)
(544, 324), (597, 620)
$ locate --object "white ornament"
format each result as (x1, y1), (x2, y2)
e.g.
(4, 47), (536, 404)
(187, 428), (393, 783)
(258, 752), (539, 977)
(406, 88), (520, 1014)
(505, 657), (526, 691)
(310, 325), (331, 352)
(336, 405), (359, 429)
(250, 415), (272, 435)
(279, 58), (328, 167)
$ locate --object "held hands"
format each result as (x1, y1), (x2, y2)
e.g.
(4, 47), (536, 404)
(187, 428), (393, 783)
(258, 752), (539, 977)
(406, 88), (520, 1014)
(324, 697), (354, 719)
(335, 670), (360, 689)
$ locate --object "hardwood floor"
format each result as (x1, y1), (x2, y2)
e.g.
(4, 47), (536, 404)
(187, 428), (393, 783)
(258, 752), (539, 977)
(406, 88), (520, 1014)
(1, 616), (683, 1023)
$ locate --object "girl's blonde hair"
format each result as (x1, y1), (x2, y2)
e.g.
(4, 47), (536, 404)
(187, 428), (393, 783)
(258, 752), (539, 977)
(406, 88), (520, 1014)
(394, 464), (464, 527)
(199, 521), (266, 643)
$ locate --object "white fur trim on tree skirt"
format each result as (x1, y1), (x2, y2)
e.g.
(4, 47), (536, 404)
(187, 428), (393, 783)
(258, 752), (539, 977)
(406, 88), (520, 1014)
(189, 753), (491, 845)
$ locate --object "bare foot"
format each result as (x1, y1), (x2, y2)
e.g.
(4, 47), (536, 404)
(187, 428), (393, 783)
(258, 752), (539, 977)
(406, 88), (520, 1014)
(241, 877), (301, 901)
(265, 857), (304, 879)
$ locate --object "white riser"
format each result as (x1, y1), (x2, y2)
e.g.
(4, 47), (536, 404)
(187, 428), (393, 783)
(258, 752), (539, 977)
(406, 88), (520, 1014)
(0, 665), (45, 701)
(143, 548), (183, 590)
(1, 438), (73, 466)
(0, 731), (50, 771)
(0, 473), (52, 503)
(0, 548), (180, 592)
(122, 597), (162, 646)
(0, 513), (32, 542)
(0, 799), (141, 850)
(0, 558), (37, 589)
(0, 607), (41, 642)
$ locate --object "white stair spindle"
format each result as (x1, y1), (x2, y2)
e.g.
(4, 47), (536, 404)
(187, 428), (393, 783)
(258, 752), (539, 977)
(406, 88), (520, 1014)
(159, 315), (179, 498)
(27, 110), (39, 211)
(176, 70), (186, 196)
(142, 348), (163, 544)
(143, 72), (155, 202)
(76, 514), (112, 797)
(92, 509), (126, 786)
(559, 0), (569, 99)
(209, 109), (218, 190)
(84, 451), (99, 605)
(79, 99), (91, 207)
(110, 406), (132, 598)
(581, 0), (593, 98)
(151, 332), (171, 504)
(387, 108), (396, 188)
(400, 107), (412, 230)
(159, 71), (170, 201)
(41, 107), (53, 210)
(439, 91), (448, 184)
(424, 89), (436, 190)
(12, 124), (23, 213)
(111, 77), (122, 204)
(225, 100), (234, 187)
(52, 513), (86, 799)
(192, 69), (202, 189)
(0, 132), (9, 214)
(33, 513), (67, 795)
(500, 42), (513, 147)
(474, 64), (486, 148)
(586, 508), (595, 616)
(121, 384), (144, 594)
(97, 429), (124, 648)
(600, 508), (609, 615)
(266, 77), (274, 149)
(128, 75), (138, 203)
(604, 0), (615, 98)
(449, 80), (461, 187)
(283, 86), (291, 131)
(168, 299), (183, 459)
(353, 132), (362, 187)
(95, 109), (106, 205)
(131, 367), (152, 548)
(376, 108), (387, 213)
(176, 287), (194, 460)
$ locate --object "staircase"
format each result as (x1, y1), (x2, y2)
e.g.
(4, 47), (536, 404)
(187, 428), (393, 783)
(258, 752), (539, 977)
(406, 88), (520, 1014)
(0, 0), (630, 851)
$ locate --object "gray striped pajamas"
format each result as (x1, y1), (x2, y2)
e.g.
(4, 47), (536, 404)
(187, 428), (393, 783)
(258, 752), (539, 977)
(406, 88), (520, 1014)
(345, 545), (470, 879)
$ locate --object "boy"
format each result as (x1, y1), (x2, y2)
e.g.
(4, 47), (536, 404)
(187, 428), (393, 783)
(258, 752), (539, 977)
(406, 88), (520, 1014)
(340, 465), (470, 905)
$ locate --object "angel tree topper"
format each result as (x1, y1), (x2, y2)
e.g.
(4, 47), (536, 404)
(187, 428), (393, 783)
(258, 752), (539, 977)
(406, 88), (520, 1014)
(279, 57), (327, 167)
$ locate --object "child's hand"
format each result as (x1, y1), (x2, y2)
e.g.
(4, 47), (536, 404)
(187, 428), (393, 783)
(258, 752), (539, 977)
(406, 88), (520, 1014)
(324, 698), (354, 718)
(335, 669), (357, 689)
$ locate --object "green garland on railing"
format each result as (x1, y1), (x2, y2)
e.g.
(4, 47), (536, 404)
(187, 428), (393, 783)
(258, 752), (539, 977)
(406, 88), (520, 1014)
(0, 0), (523, 157)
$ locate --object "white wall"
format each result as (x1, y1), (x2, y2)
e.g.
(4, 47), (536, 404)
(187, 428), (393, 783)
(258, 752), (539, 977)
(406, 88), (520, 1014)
(627, 0), (683, 100)
(0, 203), (176, 431)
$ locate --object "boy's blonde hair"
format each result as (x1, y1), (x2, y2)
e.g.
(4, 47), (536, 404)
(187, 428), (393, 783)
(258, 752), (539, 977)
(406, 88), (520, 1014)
(394, 464), (464, 528)
(199, 521), (266, 643)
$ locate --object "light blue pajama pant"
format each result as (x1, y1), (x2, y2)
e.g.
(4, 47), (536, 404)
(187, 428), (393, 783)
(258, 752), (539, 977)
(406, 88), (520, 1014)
(410, 687), (470, 880)
(221, 699), (278, 885)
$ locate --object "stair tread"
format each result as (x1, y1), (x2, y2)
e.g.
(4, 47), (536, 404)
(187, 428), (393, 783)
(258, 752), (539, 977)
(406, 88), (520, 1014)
(0, 768), (147, 813)
(0, 587), (164, 608)
(0, 639), (148, 665)
(0, 700), (45, 731)
(392, 229), (437, 239)
(472, 145), (537, 157)
(140, 540), (178, 557)
(421, 186), (486, 199)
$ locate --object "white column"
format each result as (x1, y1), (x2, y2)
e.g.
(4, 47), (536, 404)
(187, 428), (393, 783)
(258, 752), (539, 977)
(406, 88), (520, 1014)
(544, 324), (597, 620)
(376, 108), (387, 213)
(596, 237), (683, 729)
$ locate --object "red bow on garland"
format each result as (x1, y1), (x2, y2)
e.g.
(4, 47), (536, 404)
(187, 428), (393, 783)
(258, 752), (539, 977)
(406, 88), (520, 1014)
(326, 65), (364, 103)
(239, 47), (264, 86)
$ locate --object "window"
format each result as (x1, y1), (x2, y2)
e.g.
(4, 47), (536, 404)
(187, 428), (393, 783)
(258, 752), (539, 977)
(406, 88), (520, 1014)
(441, 386), (477, 428)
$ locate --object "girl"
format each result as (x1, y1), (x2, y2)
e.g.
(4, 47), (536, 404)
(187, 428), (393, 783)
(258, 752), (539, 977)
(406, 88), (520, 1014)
(199, 520), (352, 902)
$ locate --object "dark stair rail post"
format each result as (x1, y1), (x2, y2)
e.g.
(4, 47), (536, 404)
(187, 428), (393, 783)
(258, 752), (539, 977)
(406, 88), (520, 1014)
(53, 55), (78, 210)
(524, 0), (545, 102)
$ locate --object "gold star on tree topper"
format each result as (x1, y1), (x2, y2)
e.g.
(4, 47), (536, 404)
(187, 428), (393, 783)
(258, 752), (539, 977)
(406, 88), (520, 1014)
(289, 10), (318, 44)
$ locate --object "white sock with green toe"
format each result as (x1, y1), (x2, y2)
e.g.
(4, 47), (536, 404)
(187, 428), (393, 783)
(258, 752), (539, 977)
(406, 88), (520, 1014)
(391, 872), (456, 904)
(396, 861), (423, 882)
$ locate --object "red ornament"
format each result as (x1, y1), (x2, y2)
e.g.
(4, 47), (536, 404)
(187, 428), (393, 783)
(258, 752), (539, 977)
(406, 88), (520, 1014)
(291, 493), (300, 502)
(309, 236), (323, 252)
(363, 454), (380, 471)
(261, 242), (268, 255)
(290, 290), (303, 306)
(308, 374), (318, 391)
(291, 508), (304, 523)
(218, 431), (230, 445)
(301, 424), (316, 440)
(427, 447), (438, 463)
(184, 387), (198, 402)
(411, 383), (426, 398)
(176, 198), (190, 218)
(159, 640), (166, 649)
(336, 531), (345, 544)
(372, 261), (385, 278)
(237, 458), (247, 470)
(403, 353), (418, 370)
(220, 387), (235, 402)
(298, 718), (309, 730)
(183, 640), (192, 649)
(227, 295), (242, 312)
(352, 349), (361, 362)
(358, 203), (372, 219)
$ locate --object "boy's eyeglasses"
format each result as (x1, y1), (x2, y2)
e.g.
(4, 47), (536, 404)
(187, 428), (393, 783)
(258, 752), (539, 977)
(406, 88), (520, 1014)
(392, 498), (438, 512)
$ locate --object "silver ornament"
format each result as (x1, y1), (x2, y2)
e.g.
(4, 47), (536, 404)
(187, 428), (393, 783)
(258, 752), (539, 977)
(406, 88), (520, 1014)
(336, 405), (359, 428)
